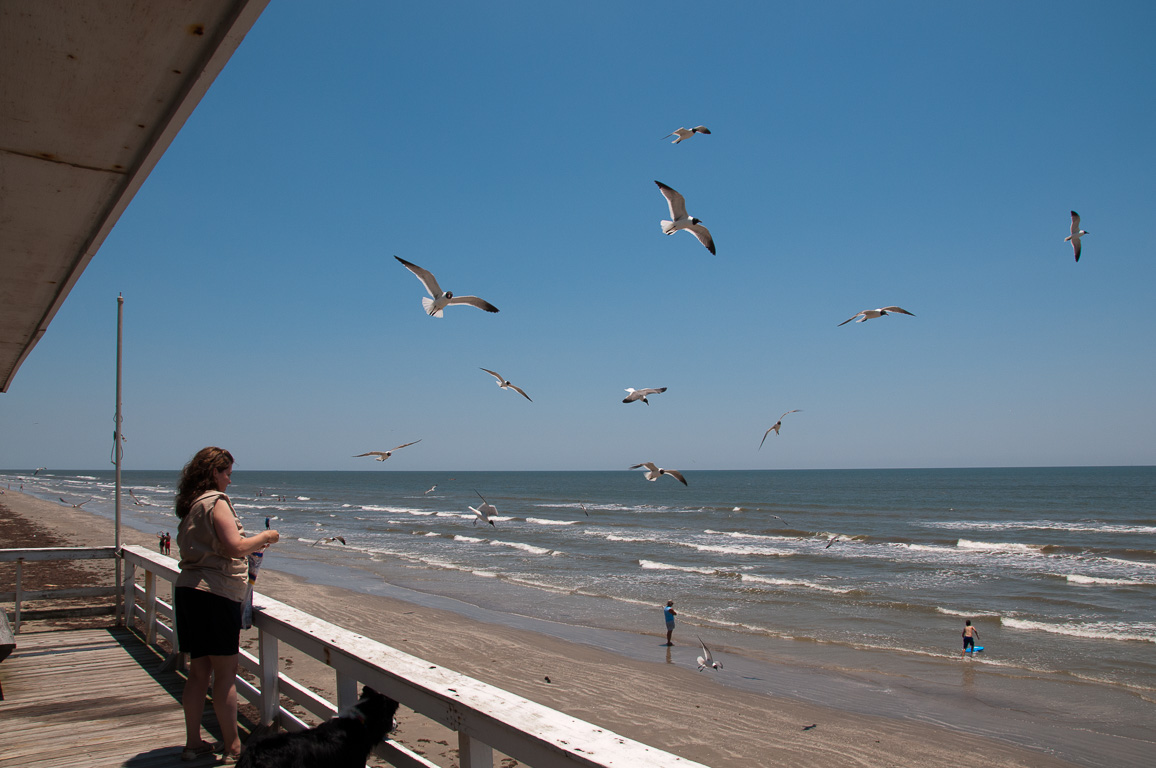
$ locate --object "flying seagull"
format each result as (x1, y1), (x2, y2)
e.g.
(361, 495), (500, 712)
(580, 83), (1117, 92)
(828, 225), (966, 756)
(424, 485), (437, 495)
(60, 497), (91, 508)
(1066, 211), (1088, 262)
(837, 306), (915, 326)
(579, 502), (589, 517)
(33, 467), (47, 475)
(623, 387), (667, 405)
(697, 637), (723, 671)
(661, 125), (711, 144)
(655, 181), (716, 255)
(825, 536), (840, 549)
(469, 490), (497, 527)
(129, 489), (150, 506)
(480, 368), (532, 401)
(395, 256), (499, 317)
(629, 462), (688, 486)
(353, 440), (421, 461)
(759, 410), (802, 449)
(312, 536), (347, 546)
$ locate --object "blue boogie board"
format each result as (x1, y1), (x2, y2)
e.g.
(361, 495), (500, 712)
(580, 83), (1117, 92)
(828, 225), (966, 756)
(963, 646), (984, 653)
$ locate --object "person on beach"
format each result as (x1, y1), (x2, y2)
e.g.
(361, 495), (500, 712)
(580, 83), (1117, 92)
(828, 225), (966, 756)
(174, 447), (279, 763)
(664, 600), (677, 645)
(961, 619), (979, 658)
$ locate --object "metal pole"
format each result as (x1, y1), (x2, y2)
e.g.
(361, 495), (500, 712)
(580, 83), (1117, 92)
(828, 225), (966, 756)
(114, 294), (124, 625)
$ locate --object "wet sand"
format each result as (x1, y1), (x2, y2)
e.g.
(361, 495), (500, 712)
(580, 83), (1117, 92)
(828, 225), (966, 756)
(1, 489), (1081, 767)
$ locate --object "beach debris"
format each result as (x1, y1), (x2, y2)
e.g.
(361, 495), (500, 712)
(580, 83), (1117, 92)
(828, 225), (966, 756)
(759, 409), (802, 449)
(313, 536), (347, 546)
(353, 440), (421, 462)
(480, 368), (532, 401)
(629, 462), (688, 486)
(837, 306), (915, 326)
(395, 256), (499, 317)
(1066, 210), (1088, 262)
(802, 724), (817, 731)
(661, 125), (711, 144)
(623, 387), (667, 405)
(59, 497), (91, 508)
(655, 181), (716, 254)
(469, 490), (497, 527)
(696, 637), (723, 671)
(544, 676), (552, 683)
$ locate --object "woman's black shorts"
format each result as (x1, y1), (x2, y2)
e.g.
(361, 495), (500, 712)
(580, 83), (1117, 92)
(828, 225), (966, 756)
(174, 586), (242, 658)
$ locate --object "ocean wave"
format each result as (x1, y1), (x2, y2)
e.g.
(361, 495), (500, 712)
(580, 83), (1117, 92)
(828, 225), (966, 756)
(925, 520), (1156, 535)
(705, 529), (794, 544)
(1062, 574), (1149, 587)
(934, 606), (1002, 618)
(453, 535), (484, 544)
(638, 559), (718, 575)
(740, 574), (852, 593)
(1002, 617), (1156, 644)
(957, 539), (1043, 553)
(686, 543), (793, 557)
(524, 517), (579, 526)
(489, 540), (552, 555)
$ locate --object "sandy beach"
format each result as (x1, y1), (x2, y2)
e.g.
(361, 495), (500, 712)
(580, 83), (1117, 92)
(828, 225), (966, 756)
(0, 489), (1081, 768)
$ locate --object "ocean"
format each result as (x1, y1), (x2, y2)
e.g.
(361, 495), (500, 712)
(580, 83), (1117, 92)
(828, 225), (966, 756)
(4, 466), (1154, 766)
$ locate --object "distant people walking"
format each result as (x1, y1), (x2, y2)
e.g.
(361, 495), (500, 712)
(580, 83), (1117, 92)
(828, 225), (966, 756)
(664, 600), (677, 646)
(962, 619), (980, 658)
(173, 447), (279, 763)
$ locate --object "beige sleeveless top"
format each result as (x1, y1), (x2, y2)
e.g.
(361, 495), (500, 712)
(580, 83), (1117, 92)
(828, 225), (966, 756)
(175, 490), (248, 602)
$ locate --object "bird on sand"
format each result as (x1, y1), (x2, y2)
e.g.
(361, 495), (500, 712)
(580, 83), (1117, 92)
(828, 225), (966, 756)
(629, 462), (688, 486)
(313, 536), (347, 546)
(837, 306), (915, 326)
(661, 125), (711, 144)
(655, 181), (716, 255)
(469, 490), (497, 527)
(623, 387), (667, 405)
(480, 368), (532, 401)
(697, 637), (723, 671)
(353, 440), (421, 461)
(60, 497), (90, 508)
(759, 410), (802, 449)
(395, 256), (499, 317)
(1066, 211), (1088, 262)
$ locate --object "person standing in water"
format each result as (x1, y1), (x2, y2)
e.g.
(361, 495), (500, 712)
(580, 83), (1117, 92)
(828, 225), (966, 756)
(663, 600), (677, 646)
(961, 619), (980, 658)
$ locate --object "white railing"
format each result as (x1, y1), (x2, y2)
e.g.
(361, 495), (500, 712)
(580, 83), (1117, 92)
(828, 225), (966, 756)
(118, 545), (706, 768)
(0, 546), (119, 631)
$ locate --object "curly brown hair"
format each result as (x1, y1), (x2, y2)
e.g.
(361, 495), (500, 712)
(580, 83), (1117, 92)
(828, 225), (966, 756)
(175, 446), (234, 519)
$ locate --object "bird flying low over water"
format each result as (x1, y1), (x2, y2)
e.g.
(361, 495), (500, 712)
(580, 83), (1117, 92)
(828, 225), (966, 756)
(655, 181), (716, 255)
(662, 125), (711, 144)
(1066, 211), (1088, 262)
(837, 306), (915, 326)
(394, 256), (499, 317)
(697, 637), (723, 671)
(60, 497), (91, 508)
(129, 489), (150, 506)
(623, 387), (667, 405)
(469, 490), (497, 526)
(629, 462), (688, 485)
(353, 440), (421, 461)
(480, 368), (532, 401)
(759, 410), (802, 449)
(313, 536), (346, 546)
(34, 467), (47, 475)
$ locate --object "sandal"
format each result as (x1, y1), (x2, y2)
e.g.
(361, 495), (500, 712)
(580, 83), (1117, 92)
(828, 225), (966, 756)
(180, 741), (222, 761)
(218, 752), (241, 765)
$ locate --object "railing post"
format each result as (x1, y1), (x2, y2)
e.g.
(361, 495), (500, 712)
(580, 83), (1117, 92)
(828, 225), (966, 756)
(458, 732), (494, 768)
(336, 672), (358, 711)
(122, 557), (136, 631)
(144, 569), (157, 645)
(13, 559), (22, 634)
(258, 627), (280, 726)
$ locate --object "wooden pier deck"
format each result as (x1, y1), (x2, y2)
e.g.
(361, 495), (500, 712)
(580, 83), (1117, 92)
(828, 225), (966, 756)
(0, 627), (226, 768)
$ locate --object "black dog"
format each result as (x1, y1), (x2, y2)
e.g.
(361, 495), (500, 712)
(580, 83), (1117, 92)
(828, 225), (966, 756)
(237, 685), (399, 768)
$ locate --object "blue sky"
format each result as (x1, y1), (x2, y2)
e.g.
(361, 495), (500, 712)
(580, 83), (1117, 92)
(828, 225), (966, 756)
(3, 1), (1154, 472)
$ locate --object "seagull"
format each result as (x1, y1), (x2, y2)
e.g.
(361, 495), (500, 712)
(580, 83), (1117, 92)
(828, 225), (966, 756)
(312, 536), (347, 546)
(394, 256), (499, 317)
(353, 440), (421, 461)
(661, 125), (711, 144)
(697, 637), (723, 671)
(825, 536), (840, 549)
(579, 502), (589, 517)
(837, 306), (915, 326)
(1066, 211), (1088, 262)
(424, 485), (437, 495)
(33, 467), (47, 475)
(480, 368), (532, 401)
(623, 387), (667, 405)
(470, 490), (497, 527)
(629, 462), (688, 486)
(129, 489), (150, 506)
(759, 410), (802, 449)
(60, 497), (91, 508)
(655, 181), (715, 255)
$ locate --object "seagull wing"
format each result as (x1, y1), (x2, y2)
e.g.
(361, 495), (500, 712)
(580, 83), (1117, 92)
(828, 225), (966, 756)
(759, 423), (780, 450)
(1070, 211), (1081, 236)
(781, 409), (801, 419)
(880, 306), (915, 317)
(636, 387), (666, 397)
(1072, 239), (1081, 262)
(665, 469), (689, 485)
(654, 181), (688, 220)
(481, 368), (504, 382)
(509, 383), (533, 402)
(629, 462), (659, 472)
(446, 295), (499, 313)
(686, 222), (716, 254)
(353, 452), (388, 458)
(693, 126), (711, 135)
(837, 312), (864, 326)
(394, 256), (442, 298)
(390, 440), (421, 452)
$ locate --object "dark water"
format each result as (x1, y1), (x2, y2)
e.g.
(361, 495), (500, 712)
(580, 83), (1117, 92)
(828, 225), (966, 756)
(6, 466), (1154, 766)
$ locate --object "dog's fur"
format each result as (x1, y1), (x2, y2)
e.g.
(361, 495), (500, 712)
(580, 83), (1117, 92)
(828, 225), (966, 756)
(237, 686), (398, 768)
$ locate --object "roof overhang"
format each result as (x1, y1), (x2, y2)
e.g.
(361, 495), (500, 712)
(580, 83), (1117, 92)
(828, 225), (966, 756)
(0, 0), (270, 392)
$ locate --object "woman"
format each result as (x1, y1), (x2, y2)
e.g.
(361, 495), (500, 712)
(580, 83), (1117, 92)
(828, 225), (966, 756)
(174, 447), (279, 762)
